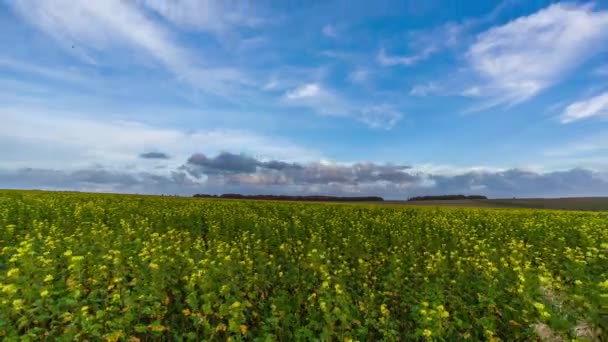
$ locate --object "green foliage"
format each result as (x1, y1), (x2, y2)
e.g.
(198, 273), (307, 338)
(0, 190), (606, 341)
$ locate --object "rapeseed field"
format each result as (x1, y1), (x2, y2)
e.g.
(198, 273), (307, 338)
(0, 191), (606, 341)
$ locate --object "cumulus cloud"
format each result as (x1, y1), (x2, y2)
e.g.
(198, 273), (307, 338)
(467, 3), (608, 106)
(430, 168), (608, 198)
(182, 152), (413, 185)
(560, 92), (608, 123)
(3, 161), (608, 200)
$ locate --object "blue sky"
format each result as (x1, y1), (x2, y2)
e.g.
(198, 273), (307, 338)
(1, 0), (608, 198)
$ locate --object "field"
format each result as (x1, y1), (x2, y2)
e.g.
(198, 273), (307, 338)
(393, 198), (608, 212)
(0, 190), (607, 341)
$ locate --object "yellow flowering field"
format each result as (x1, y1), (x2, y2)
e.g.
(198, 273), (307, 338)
(0, 190), (606, 341)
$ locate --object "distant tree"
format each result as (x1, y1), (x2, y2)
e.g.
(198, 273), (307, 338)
(193, 194), (384, 202)
(407, 195), (487, 201)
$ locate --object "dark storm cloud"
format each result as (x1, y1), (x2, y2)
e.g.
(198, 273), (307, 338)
(139, 152), (170, 159)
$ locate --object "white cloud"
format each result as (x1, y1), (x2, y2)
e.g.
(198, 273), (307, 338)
(10, 0), (249, 96)
(460, 86), (482, 97)
(377, 47), (434, 67)
(358, 105), (402, 130)
(283, 83), (350, 117)
(137, 0), (262, 33)
(467, 3), (608, 105)
(409, 82), (442, 96)
(0, 57), (88, 84)
(348, 68), (369, 83)
(560, 92), (608, 123)
(285, 83), (323, 100)
(380, 22), (465, 67)
(322, 24), (339, 38)
(283, 83), (402, 129)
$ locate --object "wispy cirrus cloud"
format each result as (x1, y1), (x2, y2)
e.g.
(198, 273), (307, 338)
(409, 82), (443, 96)
(466, 3), (608, 106)
(137, 0), (263, 34)
(0, 57), (88, 84)
(282, 83), (402, 129)
(376, 18), (469, 68)
(560, 92), (608, 123)
(322, 24), (339, 38)
(348, 68), (369, 84)
(9, 0), (252, 96)
(377, 47), (435, 67)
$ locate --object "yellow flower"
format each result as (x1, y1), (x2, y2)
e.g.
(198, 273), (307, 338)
(149, 262), (159, 270)
(63, 250), (73, 257)
(44, 274), (54, 282)
(380, 304), (390, 317)
(12, 299), (24, 310)
(182, 308), (191, 316)
(81, 306), (89, 312)
(320, 301), (327, 311)
(420, 309), (427, 316)
(40, 290), (49, 297)
(334, 284), (343, 295)
(2, 284), (18, 294)
(239, 324), (248, 334)
(436, 304), (445, 312)
(422, 329), (432, 337)
(7, 268), (19, 277)
(148, 324), (167, 332)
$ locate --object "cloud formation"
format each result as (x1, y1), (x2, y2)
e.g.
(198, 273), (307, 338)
(182, 152), (412, 185)
(467, 3), (608, 105)
(377, 47), (434, 67)
(137, 0), (262, 33)
(3, 160), (608, 200)
(9, 0), (250, 96)
(560, 92), (608, 123)
(283, 83), (403, 129)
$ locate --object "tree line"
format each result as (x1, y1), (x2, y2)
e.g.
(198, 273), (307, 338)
(407, 195), (487, 201)
(193, 194), (384, 202)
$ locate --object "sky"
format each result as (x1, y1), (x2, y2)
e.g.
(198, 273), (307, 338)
(1, 0), (608, 199)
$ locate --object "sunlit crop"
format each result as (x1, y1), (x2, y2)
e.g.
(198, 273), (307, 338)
(0, 190), (606, 340)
